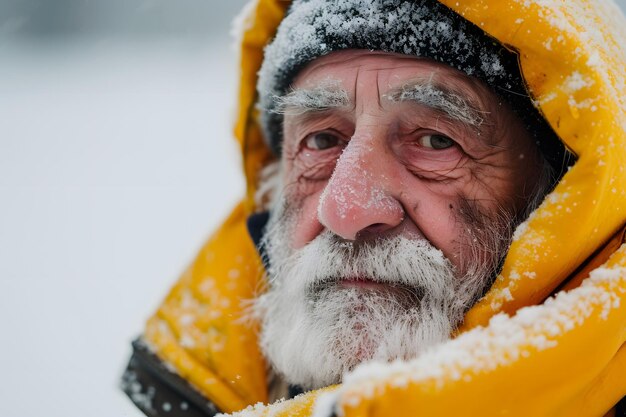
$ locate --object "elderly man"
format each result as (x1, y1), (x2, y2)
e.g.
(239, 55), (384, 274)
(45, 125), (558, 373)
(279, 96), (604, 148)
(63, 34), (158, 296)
(122, 1), (626, 416)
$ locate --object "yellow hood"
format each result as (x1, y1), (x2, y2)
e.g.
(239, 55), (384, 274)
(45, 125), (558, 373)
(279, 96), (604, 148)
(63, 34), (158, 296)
(142, 1), (626, 416)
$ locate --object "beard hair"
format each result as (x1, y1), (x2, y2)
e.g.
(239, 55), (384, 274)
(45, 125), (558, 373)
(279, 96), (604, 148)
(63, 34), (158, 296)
(252, 196), (514, 390)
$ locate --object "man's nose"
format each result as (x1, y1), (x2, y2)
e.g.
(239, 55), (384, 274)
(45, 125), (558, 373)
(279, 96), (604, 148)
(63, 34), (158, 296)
(317, 136), (405, 240)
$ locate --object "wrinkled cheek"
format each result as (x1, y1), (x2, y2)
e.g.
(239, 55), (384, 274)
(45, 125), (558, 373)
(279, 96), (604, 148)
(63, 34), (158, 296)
(410, 195), (474, 274)
(280, 187), (325, 250)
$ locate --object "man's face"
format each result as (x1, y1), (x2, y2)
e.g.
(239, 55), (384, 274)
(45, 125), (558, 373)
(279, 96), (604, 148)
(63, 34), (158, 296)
(255, 50), (545, 389)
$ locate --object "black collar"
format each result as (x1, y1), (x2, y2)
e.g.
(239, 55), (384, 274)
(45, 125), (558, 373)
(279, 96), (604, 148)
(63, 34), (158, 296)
(246, 211), (271, 270)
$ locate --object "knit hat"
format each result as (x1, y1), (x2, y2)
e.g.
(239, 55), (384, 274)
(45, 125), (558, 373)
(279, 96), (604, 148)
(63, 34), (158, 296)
(257, 0), (573, 174)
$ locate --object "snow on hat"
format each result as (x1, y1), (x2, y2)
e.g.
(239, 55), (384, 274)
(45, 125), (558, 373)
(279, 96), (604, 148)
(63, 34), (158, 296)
(257, 0), (572, 173)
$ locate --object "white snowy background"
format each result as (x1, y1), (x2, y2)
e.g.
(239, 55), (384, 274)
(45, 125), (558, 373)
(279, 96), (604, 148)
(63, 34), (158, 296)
(1, 1), (625, 416)
(0, 1), (247, 416)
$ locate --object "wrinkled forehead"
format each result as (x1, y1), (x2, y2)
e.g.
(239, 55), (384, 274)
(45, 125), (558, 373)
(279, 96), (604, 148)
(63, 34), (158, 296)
(289, 50), (491, 111)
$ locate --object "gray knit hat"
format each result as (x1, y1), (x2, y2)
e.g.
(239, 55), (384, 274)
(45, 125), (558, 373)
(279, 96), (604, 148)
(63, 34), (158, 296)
(257, 0), (572, 173)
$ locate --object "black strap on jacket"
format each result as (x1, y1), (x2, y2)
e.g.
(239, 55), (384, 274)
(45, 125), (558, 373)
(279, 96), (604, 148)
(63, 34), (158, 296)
(121, 339), (220, 417)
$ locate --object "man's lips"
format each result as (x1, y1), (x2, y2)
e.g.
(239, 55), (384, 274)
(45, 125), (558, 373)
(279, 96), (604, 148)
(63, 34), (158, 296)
(339, 276), (388, 289)
(325, 277), (424, 306)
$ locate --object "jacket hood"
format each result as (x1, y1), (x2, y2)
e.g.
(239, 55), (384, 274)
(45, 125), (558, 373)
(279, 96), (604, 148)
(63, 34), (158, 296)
(140, 1), (626, 415)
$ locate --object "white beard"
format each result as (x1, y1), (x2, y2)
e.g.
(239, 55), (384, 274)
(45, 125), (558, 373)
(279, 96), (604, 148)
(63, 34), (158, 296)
(253, 206), (495, 389)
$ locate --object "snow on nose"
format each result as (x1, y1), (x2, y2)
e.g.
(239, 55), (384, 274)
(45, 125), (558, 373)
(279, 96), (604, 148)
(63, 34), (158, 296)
(317, 136), (404, 240)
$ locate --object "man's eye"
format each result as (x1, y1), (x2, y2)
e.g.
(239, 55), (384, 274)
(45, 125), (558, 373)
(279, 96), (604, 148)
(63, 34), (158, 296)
(419, 134), (455, 150)
(304, 132), (343, 150)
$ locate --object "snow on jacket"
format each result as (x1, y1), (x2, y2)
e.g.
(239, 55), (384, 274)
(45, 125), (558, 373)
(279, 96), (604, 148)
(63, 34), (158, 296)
(122, 1), (626, 416)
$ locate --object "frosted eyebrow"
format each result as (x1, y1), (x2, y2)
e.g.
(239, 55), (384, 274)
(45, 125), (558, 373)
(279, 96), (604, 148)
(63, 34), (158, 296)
(271, 84), (350, 116)
(385, 82), (484, 128)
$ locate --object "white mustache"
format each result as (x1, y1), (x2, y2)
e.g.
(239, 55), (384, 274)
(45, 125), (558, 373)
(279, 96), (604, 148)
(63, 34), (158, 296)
(269, 230), (457, 300)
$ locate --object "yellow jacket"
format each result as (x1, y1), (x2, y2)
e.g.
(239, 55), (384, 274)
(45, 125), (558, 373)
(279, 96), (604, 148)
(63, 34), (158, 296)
(136, 1), (626, 416)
